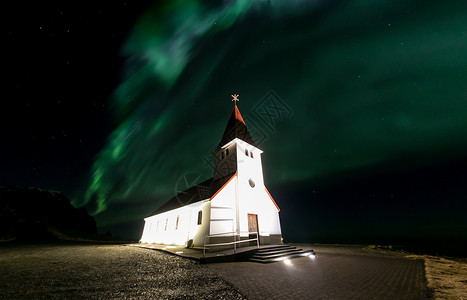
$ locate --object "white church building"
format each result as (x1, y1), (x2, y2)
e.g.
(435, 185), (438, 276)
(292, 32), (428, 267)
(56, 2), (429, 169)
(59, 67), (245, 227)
(140, 96), (282, 248)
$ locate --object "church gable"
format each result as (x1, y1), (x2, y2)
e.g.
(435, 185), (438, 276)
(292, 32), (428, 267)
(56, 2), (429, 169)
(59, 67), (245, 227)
(210, 173), (237, 201)
(209, 174), (238, 236)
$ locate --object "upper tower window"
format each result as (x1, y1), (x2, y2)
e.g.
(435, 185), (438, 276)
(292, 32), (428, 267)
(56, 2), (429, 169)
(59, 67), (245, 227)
(226, 148), (229, 156)
(221, 152), (225, 159)
(250, 152), (254, 158)
(245, 149), (249, 156)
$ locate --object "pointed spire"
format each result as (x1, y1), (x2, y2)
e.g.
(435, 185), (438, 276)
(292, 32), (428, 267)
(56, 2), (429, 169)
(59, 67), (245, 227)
(232, 104), (245, 124)
(218, 95), (257, 148)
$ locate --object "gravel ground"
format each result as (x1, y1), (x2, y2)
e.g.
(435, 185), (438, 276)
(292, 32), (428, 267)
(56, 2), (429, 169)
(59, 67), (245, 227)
(0, 243), (246, 299)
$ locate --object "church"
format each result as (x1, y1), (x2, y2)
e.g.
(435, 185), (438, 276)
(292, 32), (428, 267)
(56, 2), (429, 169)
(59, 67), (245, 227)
(140, 95), (282, 248)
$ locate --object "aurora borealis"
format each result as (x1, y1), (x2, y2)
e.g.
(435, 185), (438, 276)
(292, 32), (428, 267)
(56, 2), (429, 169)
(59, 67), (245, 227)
(4, 1), (467, 245)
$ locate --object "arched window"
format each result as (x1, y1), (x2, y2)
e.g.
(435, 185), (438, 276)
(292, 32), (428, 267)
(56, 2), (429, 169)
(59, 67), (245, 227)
(250, 152), (254, 158)
(245, 149), (249, 156)
(164, 218), (168, 231)
(226, 148), (229, 156)
(221, 152), (225, 159)
(175, 215), (179, 230)
(197, 210), (202, 225)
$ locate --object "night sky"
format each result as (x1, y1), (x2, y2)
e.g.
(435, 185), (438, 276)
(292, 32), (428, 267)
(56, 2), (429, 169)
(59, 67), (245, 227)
(4, 1), (467, 250)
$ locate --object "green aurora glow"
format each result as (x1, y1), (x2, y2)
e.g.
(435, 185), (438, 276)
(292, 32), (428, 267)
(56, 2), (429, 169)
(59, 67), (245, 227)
(74, 0), (467, 229)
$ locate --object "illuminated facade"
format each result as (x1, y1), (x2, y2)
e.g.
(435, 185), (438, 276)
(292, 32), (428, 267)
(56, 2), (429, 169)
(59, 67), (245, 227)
(140, 100), (282, 247)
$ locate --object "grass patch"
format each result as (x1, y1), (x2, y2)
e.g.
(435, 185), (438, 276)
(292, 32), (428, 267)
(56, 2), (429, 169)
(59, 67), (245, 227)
(422, 255), (467, 299)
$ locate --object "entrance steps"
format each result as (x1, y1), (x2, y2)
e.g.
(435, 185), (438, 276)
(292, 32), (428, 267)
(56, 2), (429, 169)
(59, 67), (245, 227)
(249, 244), (315, 263)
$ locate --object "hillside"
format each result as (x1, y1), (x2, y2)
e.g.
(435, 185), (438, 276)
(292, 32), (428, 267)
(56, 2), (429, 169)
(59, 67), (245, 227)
(0, 186), (96, 241)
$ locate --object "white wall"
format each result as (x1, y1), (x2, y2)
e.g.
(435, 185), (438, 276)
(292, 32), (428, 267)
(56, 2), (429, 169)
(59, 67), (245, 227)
(210, 175), (237, 236)
(191, 201), (211, 247)
(140, 200), (210, 246)
(235, 140), (282, 238)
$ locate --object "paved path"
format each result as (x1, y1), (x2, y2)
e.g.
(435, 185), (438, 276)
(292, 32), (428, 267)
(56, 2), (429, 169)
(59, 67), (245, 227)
(208, 252), (427, 299)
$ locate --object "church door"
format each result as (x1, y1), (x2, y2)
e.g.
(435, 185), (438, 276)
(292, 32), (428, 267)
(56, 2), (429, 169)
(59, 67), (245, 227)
(248, 214), (259, 245)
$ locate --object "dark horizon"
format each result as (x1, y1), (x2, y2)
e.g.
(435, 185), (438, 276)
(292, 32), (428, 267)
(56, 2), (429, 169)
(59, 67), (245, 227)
(92, 156), (466, 256)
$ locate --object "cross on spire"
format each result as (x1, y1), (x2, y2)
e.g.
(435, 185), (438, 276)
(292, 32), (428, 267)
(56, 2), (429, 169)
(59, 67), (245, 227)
(231, 93), (239, 105)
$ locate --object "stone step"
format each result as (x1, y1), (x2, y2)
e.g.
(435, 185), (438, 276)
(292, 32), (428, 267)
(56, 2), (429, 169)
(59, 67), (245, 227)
(250, 251), (314, 264)
(248, 245), (314, 264)
(251, 249), (305, 260)
(255, 247), (301, 256)
(255, 245), (294, 253)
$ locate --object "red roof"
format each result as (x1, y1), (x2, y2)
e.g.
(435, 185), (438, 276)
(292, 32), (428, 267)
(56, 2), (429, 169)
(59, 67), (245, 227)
(233, 104), (245, 124)
(265, 187), (280, 212)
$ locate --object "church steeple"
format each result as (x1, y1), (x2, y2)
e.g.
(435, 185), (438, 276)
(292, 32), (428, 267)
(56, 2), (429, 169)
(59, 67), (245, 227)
(218, 95), (257, 149)
(213, 94), (261, 181)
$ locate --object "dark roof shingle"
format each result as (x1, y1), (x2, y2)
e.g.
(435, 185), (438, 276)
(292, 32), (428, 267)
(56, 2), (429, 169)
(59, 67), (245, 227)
(148, 173), (235, 216)
(218, 105), (257, 148)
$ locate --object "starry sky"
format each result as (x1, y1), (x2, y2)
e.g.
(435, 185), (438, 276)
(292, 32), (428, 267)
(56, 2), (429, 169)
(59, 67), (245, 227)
(4, 0), (467, 250)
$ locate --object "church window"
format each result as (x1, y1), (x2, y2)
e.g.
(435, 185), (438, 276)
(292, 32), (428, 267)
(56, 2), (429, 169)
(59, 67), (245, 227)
(226, 148), (229, 156)
(175, 215), (179, 230)
(164, 218), (168, 231)
(245, 149), (249, 156)
(250, 152), (254, 158)
(197, 210), (202, 225)
(221, 152), (225, 159)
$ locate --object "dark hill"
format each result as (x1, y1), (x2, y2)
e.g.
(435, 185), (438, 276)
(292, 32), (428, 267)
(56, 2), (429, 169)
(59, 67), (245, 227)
(0, 186), (96, 241)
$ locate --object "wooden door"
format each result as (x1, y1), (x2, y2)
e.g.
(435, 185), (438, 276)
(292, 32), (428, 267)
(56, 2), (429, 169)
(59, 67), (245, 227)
(248, 214), (259, 245)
